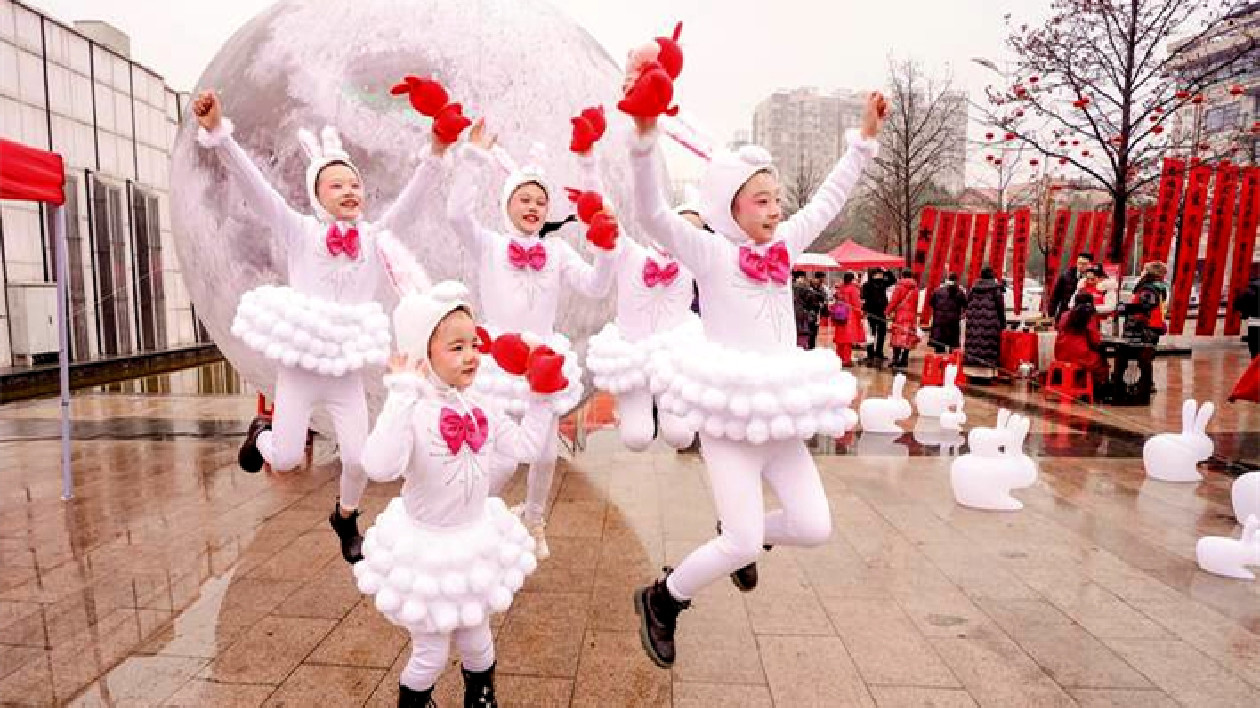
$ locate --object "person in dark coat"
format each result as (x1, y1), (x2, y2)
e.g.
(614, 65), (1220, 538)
(861, 268), (890, 362)
(1114, 261), (1168, 401)
(928, 273), (967, 353)
(793, 271), (824, 349)
(964, 267), (1006, 370)
(1048, 252), (1093, 319)
(1232, 275), (1260, 358)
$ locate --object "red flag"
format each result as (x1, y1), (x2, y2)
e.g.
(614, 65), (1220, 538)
(1012, 207), (1032, 315)
(1146, 158), (1188, 263)
(912, 206), (938, 283)
(922, 211), (954, 325)
(991, 211), (1011, 279)
(949, 212), (972, 280)
(1225, 167), (1260, 336)
(1197, 162), (1240, 335)
(0, 138), (65, 205)
(968, 213), (990, 286)
(1119, 208), (1141, 273)
(1088, 207), (1111, 260)
(1168, 163), (1214, 335)
(1043, 209), (1071, 312)
(1068, 211), (1093, 265)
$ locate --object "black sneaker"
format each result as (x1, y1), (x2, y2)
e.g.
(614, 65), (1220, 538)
(237, 416), (270, 473)
(462, 661), (498, 707)
(328, 502), (364, 564)
(633, 568), (690, 668)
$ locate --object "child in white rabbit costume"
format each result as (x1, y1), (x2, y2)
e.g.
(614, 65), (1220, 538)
(192, 87), (468, 564)
(446, 119), (619, 559)
(572, 109), (702, 451)
(619, 36), (887, 667)
(356, 247), (567, 708)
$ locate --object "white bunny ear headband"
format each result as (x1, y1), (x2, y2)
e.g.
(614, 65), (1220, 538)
(298, 125), (362, 223)
(377, 232), (473, 363)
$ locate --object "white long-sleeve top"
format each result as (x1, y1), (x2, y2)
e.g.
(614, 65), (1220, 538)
(361, 373), (551, 527)
(608, 239), (695, 341)
(199, 119), (444, 304)
(446, 144), (617, 336)
(630, 129), (877, 353)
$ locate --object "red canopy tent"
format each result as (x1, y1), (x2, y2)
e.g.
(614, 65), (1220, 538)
(827, 239), (904, 270)
(1, 138), (73, 499)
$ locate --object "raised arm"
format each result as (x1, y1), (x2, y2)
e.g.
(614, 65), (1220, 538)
(557, 238), (617, 299)
(445, 126), (500, 260)
(628, 129), (721, 276)
(360, 371), (424, 483)
(376, 143), (449, 234)
(193, 91), (305, 237)
(778, 130), (879, 256)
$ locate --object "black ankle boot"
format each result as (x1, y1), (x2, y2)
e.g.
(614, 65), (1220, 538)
(328, 502), (364, 564)
(715, 521), (770, 592)
(634, 568), (691, 667)
(398, 683), (434, 708)
(237, 416), (270, 473)
(462, 662), (497, 707)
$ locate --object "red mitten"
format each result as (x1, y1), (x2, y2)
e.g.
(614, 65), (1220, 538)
(490, 333), (531, 376)
(390, 76), (449, 117)
(617, 62), (679, 118)
(569, 106), (607, 153)
(432, 103), (472, 144)
(565, 188), (605, 223)
(580, 106), (607, 140)
(586, 212), (619, 251)
(526, 346), (569, 395)
(654, 22), (685, 80)
(475, 326), (492, 354)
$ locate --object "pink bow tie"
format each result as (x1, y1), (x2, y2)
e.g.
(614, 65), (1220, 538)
(642, 258), (680, 288)
(325, 224), (361, 259)
(507, 241), (547, 271)
(738, 242), (790, 285)
(439, 407), (489, 455)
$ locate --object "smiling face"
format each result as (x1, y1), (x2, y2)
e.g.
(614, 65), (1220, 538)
(508, 182), (548, 235)
(315, 162), (363, 221)
(731, 170), (782, 244)
(427, 308), (481, 391)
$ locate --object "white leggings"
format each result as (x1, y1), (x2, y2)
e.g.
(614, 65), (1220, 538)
(617, 388), (695, 451)
(399, 621), (495, 691)
(255, 366), (369, 509)
(489, 414), (559, 526)
(665, 434), (832, 600)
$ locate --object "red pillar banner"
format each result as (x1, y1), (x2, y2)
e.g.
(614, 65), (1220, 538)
(1119, 208), (1141, 273)
(1087, 208), (1111, 261)
(1140, 205), (1158, 269)
(967, 213), (990, 286)
(1044, 209), (1072, 309)
(990, 211), (1011, 279)
(912, 206), (938, 282)
(1067, 211), (1093, 266)
(1168, 162), (1215, 335)
(949, 212), (972, 279)
(1012, 207), (1032, 315)
(921, 210), (955, 325)
(1225, 166), (1260, 336)
(1147, 158), (1188, 264)
(1197, 162), (1240, 335)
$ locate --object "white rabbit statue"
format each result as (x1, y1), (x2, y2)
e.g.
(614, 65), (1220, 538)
(1232, 472), (1260, 525)
(1143, 399), (1215, 483)
(950, 412), (1035, 511)
(916, 364), (964, 418)
(860, 374), (912, 433)
(1195, 515), (1260, 580)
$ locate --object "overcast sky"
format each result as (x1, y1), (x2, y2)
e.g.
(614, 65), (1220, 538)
(25, 0), (1043, 142)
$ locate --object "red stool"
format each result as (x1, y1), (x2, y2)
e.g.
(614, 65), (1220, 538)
(921, 350), (966, 386)
(1043, 361), (1094, 403)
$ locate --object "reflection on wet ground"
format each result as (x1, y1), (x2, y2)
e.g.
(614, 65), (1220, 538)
(1, 351), (1258, 706)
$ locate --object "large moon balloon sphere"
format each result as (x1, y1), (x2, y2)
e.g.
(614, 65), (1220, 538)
(171, 0), (644, 422)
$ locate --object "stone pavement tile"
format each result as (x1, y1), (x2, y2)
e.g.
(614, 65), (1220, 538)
(162, 678), (276, 707)
(821, 596), (960, 688)
(672, 681), (774, 707)
(261, 663), (384, 707)
(929, 625), (1078, 707)
(570, 630), (671, 707)
(198, 616), (336, 684)
(1102, 638), (1260, 707)
(758, 634), (876, 707)
(306, 599), (407, 669)
(868, 686), (978, 708)
(1067, 688), (1181, 707)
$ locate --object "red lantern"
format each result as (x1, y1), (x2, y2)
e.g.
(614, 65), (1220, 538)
(1030, 158), (1040, 166)
(994, 158), (1003, 166)
(1230, 84), (1244, 95)
(1192, 93), (1205, 104)
(1198, 142), (1210, 150)
(1072, 99), (1086, 109)
(1082, 150), (1091, 157)
(1005, 132), (1016, 141)
(986, 154), (994, 162)
(1150, 115), (1160, 122)
(1071, 139), (1080, 146)
(1110, 135), (1123, 144)
(985, 131), (995, 140)
(1014, 109), (1025, 118)
(1029, 75), (1040, 84)
(1154, 106), (1164, 114)
(1059, 157), (1069, 165)
(1176, 90), (1190, 100)
(1152, 125), (1165, 134)
(1059, 140), (1068, 147)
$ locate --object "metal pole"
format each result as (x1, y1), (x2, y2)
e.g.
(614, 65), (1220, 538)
(53, 203), (73, 500)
